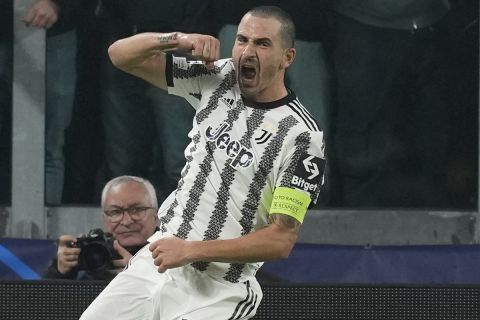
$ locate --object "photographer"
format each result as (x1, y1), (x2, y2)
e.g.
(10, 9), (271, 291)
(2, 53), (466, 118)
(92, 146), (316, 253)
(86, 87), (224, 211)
(43, 175), (159, 281)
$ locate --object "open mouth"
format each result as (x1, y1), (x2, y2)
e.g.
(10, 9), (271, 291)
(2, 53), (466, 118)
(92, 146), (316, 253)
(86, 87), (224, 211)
(241, 65), (257, 80)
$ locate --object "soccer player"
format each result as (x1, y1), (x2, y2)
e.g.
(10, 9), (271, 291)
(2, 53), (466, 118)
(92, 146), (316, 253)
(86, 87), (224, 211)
(81, 6), (325, 319)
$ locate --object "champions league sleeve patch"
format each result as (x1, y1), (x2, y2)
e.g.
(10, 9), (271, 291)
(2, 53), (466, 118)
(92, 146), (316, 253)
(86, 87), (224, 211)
(290, 154), (325, 193)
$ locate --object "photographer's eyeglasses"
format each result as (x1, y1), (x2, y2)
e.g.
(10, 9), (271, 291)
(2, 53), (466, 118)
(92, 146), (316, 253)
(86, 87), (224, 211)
(103, 206), (154, 223)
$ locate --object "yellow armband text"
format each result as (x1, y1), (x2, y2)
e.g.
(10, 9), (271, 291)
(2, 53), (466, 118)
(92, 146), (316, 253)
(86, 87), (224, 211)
(269, 187), (311, 223)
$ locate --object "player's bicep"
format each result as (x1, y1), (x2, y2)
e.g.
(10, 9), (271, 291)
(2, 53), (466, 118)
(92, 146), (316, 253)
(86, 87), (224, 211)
(130, 53), (168, 90)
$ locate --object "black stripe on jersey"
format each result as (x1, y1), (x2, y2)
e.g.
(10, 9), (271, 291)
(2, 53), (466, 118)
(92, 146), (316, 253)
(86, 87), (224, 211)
(227, 281), (251, 320)
(240, 114), (299, 235)
(171, 72), (237, 239)
(293, 99), (320, 131)
(189, 92), (202, 101)
(287, 99), (320, 132)
(280, 131), (324, 207)
(235, 286), (257, 320)
(228, 281), (258, 320)
(225, 263), (244, 284)
(175, 151), (214, 239)
(279, 131), (312, 187)
(163, 71), (235, 230)
(204, 106), (265, 241)
(160, 132), (201, 231)
(193, 107), (266, 272)
(196, 70), (236, 124)
(191, 103), (247, 271)
(172, 57), (219, 80)
(243, 293), (259, 319)
(203, 106), (262, 235)
(224, 115), (299, 283)
(165, 53), (174, 87)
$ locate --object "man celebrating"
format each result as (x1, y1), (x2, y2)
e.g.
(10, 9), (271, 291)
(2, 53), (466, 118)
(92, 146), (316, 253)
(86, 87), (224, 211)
(81, 6), (324, 319)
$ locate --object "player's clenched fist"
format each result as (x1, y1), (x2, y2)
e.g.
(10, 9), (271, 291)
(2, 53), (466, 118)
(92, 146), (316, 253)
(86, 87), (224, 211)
(149, 236), (192, 273)
(176, 33), (220, 68)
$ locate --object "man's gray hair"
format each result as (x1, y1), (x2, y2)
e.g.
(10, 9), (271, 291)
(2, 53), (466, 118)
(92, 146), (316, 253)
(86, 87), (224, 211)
(101, 175), (158, 209)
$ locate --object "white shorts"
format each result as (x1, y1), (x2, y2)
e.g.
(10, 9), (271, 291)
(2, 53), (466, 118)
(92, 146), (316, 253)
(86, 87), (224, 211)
(80, 236), (262, 320)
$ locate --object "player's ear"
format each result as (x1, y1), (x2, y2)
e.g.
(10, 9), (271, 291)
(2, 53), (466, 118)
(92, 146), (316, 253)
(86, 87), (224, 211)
(281, 47), (296, 69)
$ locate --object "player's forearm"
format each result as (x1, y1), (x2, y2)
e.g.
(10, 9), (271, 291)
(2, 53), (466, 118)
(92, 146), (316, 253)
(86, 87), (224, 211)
(108, 32), (182, 89)
(108, 32), (178, 72)
(188, 222), (298, 264)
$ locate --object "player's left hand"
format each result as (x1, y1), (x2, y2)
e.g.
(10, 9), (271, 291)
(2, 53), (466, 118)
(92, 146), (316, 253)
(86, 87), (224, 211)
(149, 236), (191, 273)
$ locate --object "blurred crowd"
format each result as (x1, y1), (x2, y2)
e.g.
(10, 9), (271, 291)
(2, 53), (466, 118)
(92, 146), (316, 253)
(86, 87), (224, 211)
(0, 0), (477, 209)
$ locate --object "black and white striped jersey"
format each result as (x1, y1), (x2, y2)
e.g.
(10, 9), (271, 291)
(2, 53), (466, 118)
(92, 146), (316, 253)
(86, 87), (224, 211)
(159, 55), (325, 283)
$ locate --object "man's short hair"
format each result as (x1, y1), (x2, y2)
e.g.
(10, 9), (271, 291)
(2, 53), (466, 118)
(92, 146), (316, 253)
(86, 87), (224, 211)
(101, 175), (158, 209)
(247, 5), (296, 48)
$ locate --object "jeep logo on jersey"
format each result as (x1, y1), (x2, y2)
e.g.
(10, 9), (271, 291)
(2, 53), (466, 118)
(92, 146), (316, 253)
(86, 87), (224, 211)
(291, 154), (324, 192)
(205, 122), (254, 168)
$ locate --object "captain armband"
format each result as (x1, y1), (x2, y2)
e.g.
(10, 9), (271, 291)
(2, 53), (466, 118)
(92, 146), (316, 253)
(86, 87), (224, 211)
(269, 187), (311, 223)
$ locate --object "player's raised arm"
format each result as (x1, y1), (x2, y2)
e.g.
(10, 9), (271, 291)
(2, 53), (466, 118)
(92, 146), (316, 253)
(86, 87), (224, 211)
(108, 32), (220, 90)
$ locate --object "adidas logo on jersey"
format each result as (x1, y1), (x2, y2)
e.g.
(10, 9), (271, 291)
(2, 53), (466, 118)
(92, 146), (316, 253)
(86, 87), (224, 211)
(220, 97), (235, 108)
(206, 122), (254, 169)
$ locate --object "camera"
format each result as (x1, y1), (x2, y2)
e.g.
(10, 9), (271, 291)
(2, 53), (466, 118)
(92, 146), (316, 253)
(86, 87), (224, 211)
(75, 228), (122, 273)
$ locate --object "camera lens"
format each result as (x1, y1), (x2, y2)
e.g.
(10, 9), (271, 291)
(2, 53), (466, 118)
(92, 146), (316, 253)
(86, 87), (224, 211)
(81, 243), (112, 272)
